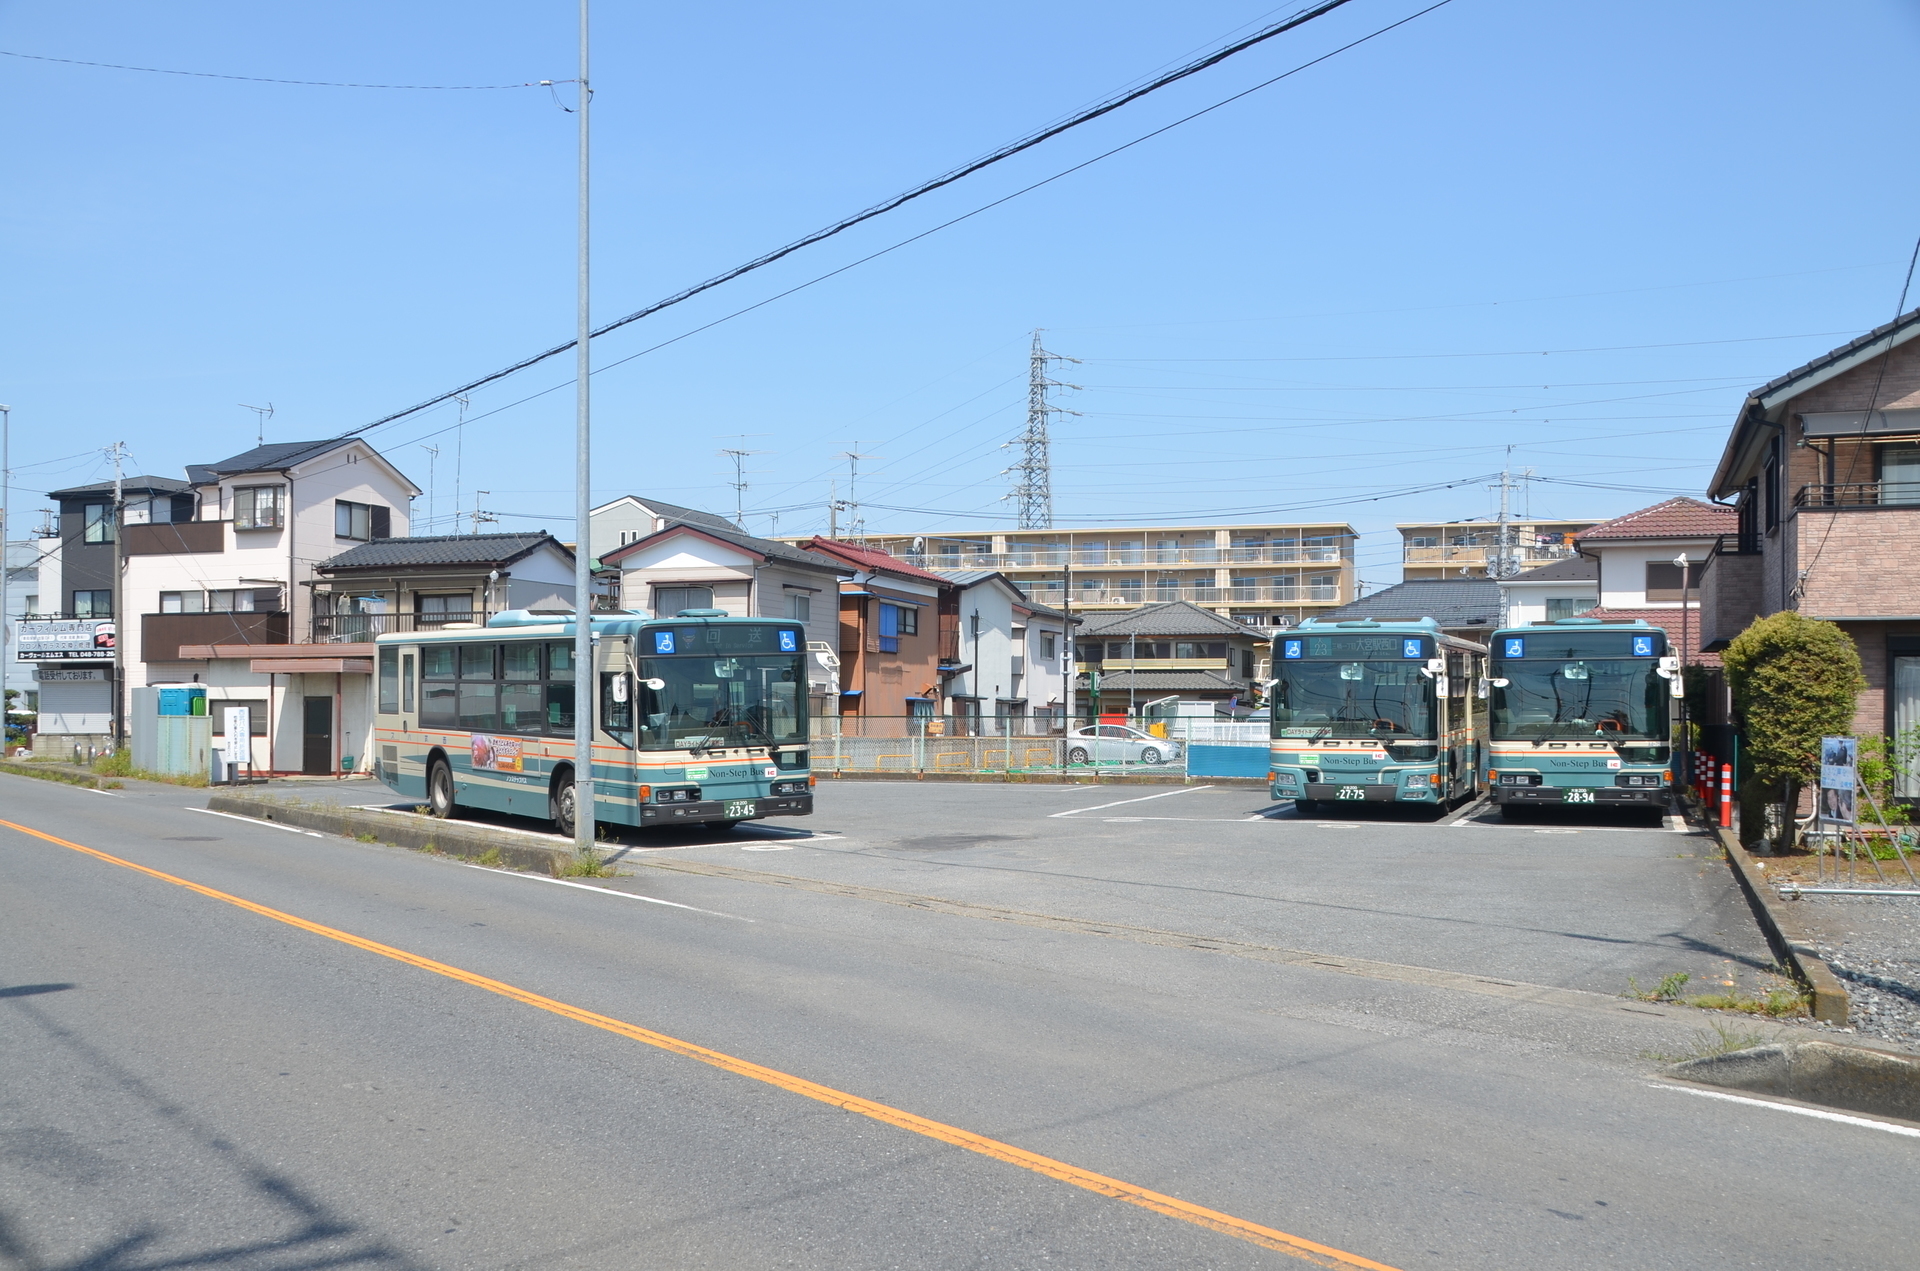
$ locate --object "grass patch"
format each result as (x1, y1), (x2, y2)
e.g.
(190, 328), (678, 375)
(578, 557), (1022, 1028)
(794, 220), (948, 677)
(0, 758), (106, 789)
(1628, 971), (1809, 1018)
(1648, 1021), (1776, 1063)
(355, 831), (378, 843)
(475, 847), (502, 867)
(1626, 971), (1693, 1003)
(92, 750), (210, 787)
(553, 850), (615, 878)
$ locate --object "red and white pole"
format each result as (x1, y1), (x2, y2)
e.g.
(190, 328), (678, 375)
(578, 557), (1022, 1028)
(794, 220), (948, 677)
(1718, 763), (1732, 828)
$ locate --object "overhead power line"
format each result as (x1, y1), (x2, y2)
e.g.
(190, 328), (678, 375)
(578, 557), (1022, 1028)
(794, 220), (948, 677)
(0, 48), (543, 89)
(333, 0), (1438, 441)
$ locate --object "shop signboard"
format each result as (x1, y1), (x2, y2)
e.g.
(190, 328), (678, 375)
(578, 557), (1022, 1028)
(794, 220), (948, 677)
(16, 618), (116, 661)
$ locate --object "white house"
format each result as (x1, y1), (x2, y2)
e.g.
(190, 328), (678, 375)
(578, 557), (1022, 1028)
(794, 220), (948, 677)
(928, 569), (1075, 734)
(114, 438), (416, 773)
(1571, 498), (1738, 639)
(588, 495), (742, 562)
(1495, 557), (1598, 626)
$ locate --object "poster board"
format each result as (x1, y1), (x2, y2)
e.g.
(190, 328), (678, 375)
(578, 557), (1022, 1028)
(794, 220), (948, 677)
(1817, 735), (1856, 827)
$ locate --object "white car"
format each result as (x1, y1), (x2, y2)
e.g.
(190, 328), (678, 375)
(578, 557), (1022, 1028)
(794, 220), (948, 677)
(1064, 725), (1181, 766)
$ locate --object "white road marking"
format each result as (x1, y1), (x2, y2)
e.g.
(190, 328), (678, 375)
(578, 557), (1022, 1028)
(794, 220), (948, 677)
(452, 861), (752, 920)
(80, 786), (122, 797)
(741, 844), (794, 851)
(1443, 796), (1490, 827)
(188, 807), (327, 837)
(1315, 824), (1361, 830)
(1048, 786), (1213, 818)
(1649, 1083), (1920, 1138)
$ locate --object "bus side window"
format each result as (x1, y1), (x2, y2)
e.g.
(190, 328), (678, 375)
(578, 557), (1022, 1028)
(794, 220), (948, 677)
(378, 647), (399, 715)
(601, 672), (634, 736)
(402, 654), (415, 713)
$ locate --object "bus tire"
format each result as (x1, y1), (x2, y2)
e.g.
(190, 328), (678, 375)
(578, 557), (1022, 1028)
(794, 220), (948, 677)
(1294, 799), (1320, 816)
(550, 770), (578, 839)
(713, 820), (744, 832)
(1499, 803), (1532, 822)
(427, 757), (457, 819)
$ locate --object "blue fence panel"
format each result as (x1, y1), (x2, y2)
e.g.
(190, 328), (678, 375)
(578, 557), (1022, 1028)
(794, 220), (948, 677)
(1185, 743), (1268, 779)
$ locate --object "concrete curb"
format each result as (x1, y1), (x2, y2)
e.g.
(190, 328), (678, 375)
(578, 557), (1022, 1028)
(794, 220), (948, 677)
(205, 793), (574, 874)
(816, 769), (1266, 788)
(0, 757), (115, 789)
(1666, 1040), (1920, 1124)
(1687, 796), (1850, 1025)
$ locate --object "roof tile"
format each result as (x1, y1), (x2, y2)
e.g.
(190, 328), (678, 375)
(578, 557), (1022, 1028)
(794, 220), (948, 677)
(1575, 497), (1735, 542)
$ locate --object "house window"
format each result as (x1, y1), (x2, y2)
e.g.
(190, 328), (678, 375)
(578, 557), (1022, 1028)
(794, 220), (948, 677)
(335, 500), (391, 541)
(896, 605), (918, 636)
(83, 503), (114, 544)
(417, 593), (474, 626)
(1040, 632), (1057, 661)
(1880, 443), (1920, 505)
(207, 589), (257, 612)
(159, 591), (206, 614)
(1763, 435), (1782, 530)
(1408, 535), (1439, 548)
(233, 485), (284, 530)
(1545, 596), (1590, 621)
(878, 603), (901, 653)
(72, 590), (112, 617)
(1894, 652), (1920, 798)
(788, 593), (811, 622)
(654, 585), (713, 615)
(1644, 562), (1704, 603)
(21, 594), (38, 616)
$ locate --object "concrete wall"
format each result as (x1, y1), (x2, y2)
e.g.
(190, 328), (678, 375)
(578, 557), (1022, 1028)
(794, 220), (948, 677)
(1698, 550), (1764, 650)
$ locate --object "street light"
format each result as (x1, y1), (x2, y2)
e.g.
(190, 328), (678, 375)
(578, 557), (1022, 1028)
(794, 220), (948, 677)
(1675, 552), (1691, 778)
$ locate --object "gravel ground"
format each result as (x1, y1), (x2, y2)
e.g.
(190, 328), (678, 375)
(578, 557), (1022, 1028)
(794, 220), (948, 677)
(1795, 895), (1920, 1049)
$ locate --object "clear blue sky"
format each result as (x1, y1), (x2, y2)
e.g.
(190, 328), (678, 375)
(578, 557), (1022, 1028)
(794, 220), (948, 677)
(5, 0), (1918, 587)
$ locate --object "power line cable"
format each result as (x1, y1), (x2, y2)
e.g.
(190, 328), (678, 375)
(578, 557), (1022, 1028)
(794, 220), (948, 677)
(0, 48), (544, 89)
(332, 0), (1451, 442)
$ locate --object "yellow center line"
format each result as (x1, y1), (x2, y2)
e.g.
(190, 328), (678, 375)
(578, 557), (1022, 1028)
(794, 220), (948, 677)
(0, 815), (1403, 1271)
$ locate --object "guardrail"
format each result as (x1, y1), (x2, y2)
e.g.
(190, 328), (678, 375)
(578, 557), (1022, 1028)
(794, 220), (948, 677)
(1794, 481), (1920, 508)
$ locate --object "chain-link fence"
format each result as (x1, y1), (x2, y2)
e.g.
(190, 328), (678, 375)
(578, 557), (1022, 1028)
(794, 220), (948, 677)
(809, 716), (1270, 778)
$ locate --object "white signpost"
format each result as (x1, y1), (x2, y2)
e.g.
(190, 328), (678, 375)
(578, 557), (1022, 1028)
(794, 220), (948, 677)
(222, 707), (252, 783)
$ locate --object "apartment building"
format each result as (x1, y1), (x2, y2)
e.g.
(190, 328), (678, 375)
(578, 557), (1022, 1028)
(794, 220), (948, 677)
(1397, 517), (1597, 580)
(835, 522), (1357, 630)
(1702, 308), (1920, 768)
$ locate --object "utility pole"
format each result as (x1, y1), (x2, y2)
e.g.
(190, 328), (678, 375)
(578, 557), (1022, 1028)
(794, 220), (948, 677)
(1012, 331), (1080, 530)
(106, 441), (128, 751)
(453, 394), (469, 539)
(569, 0), (596, 860)
(1488, 459), (1523, 581)
(420, 445), (439, 533)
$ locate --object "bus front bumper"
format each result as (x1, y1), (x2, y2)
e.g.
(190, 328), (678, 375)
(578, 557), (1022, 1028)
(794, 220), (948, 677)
(640, 794), (814, 824)
(1299, 782), (1432, 803)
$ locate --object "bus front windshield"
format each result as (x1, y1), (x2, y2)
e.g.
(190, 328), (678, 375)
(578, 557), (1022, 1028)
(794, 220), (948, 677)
(1270, 661), (1434, 739)
(1491, 659), (1662, 740)
(636, 655), (806, 750)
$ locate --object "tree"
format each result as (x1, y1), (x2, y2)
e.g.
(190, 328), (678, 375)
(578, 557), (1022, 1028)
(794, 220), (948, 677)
(1721, 611), (1865, 849)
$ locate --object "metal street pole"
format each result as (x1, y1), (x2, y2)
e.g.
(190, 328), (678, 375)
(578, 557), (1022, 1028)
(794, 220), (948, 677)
(571, 0), (596, 858)
(0, 405), (9, 753)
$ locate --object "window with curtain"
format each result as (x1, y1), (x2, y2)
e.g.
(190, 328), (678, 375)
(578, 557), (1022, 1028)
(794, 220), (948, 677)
(653, 585), (713, 615)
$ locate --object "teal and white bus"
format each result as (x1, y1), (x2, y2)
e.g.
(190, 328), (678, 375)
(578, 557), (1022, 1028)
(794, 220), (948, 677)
(1484, 618), (1678, 820)
(1268, 618), (1488, 814)
(371, 609), (814, 836)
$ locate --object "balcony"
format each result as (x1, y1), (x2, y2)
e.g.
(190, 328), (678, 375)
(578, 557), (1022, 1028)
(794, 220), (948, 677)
(1058, 584), (1340, 606)
(938, 627), (961, 664)
(312, 611), (493, 643)
(1402, 543), (1578, 566)
(124, 520), (224, 556)
(144, 611), (289, 661)
(913, 545), (1344, 570)
(1794, 482), (1920, 508)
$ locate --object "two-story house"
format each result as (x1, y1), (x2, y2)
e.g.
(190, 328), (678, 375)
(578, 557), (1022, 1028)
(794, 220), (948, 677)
(310, 532), (577, 641)
(588, 495), (741, 561)
(926, 568), (1076, 734)
(1703, 309), (1920, 763)
(799, 539), (954, 725)
(1073, 601), (1269, 720)
(1568, 497), (1739, 663)
(1316, 577), (1502, 640)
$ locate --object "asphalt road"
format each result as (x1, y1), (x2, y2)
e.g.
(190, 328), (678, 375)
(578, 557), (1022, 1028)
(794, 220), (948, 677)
(3, 772), (1914, 1270)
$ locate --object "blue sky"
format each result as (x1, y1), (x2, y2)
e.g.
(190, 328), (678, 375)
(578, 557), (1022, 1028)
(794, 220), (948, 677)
(5, 0), (1919, 587)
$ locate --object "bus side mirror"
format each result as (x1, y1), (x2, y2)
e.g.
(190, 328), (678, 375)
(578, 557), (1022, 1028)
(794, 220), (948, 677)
(1476, 677), (1490, 700)
(1670, 674), (1685, 699)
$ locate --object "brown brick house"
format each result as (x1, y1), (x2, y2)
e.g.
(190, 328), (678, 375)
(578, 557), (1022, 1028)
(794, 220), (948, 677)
(1703, 308), (1920, 783)
(799, 539), (957, 722)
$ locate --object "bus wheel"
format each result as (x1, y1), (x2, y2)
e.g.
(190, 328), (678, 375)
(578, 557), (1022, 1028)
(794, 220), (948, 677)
(550, 773), (578, 839)
(1499, 803), (1532, 822)
(713, 820), (744, 832)
(1294, 799), (1320, 816)
(427, 758), (457, 819)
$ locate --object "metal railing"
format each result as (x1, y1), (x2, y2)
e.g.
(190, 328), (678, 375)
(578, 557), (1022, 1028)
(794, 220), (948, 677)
(1794, 481), (1920, 508)
(1035, 584), (1339, 605)
(901, 545), (1346, 569)
(1402, 544), (1579, 565)
(810, 714), (1267, 777)
(312, 611), (492, 642)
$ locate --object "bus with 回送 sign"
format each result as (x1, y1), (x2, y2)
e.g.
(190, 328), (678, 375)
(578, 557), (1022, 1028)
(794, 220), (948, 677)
(371, 609), (813, 836)
(1267, 617), (1488, 813)
(1484, 618), (1677, 819)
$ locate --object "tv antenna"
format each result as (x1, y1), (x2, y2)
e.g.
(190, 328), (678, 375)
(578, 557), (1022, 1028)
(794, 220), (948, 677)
(239, 403), (274, 445)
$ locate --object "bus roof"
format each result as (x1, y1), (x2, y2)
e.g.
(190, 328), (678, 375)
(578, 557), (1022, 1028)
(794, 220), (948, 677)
(1488, 617), (1661, 640)
(1283, 616), (1487, 653)
(372, 610), (792, 645)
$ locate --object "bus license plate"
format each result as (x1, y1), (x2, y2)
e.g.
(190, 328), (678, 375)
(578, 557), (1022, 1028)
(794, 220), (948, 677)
(1564, 788), (1594, 804)
(1335, 786), (1366, 800)
(725, 799), (758, 819)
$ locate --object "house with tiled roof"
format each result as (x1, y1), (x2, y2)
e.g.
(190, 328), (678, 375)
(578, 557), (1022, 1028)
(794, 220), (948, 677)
(798, 539), (956, 723)
(925, 568), (1078, 733)
(1703, 307), (1920, 758)
(1568, 497), (1738, 667)
(1496, 557), (1598, 626)
(1072, 601), (1269, 716)
(1315, 577), (1502, 639)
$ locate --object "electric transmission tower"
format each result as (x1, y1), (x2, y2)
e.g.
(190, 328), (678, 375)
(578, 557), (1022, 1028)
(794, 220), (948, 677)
(1011, 330), (1079, 529)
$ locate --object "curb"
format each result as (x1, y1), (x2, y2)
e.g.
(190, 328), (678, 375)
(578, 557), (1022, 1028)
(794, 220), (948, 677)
(1666, 1039), (1920, 1124)
(816, 769), (1266, 788)
(0, 757), (115, 789)
(1687, 796), (1850, 1025)
(205, 793), (574, 874)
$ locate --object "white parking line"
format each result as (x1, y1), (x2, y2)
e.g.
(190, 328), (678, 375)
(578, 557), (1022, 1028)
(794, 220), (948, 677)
(1649, 1083), (1920, 1138)
(1443, 796), (1490, 827)
(188, 807), (327, 837)
(1048, 786), (1213, 818)
(453, 861), (752, 920)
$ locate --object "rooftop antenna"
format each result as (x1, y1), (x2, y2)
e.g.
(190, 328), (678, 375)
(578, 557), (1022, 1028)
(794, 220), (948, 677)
(470, 490), (496, 534)
(1011, 330), (1080, 529)
(838, 447), (879, 540)
(452, 393), (470, 540)
(718, 435), (769, 528)
(420, 445), (440, 533)
(239, 403), (274, 445)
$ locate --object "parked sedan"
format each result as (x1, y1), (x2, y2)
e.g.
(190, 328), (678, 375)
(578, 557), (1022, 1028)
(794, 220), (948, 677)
(1064, 725), (1182, 766)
